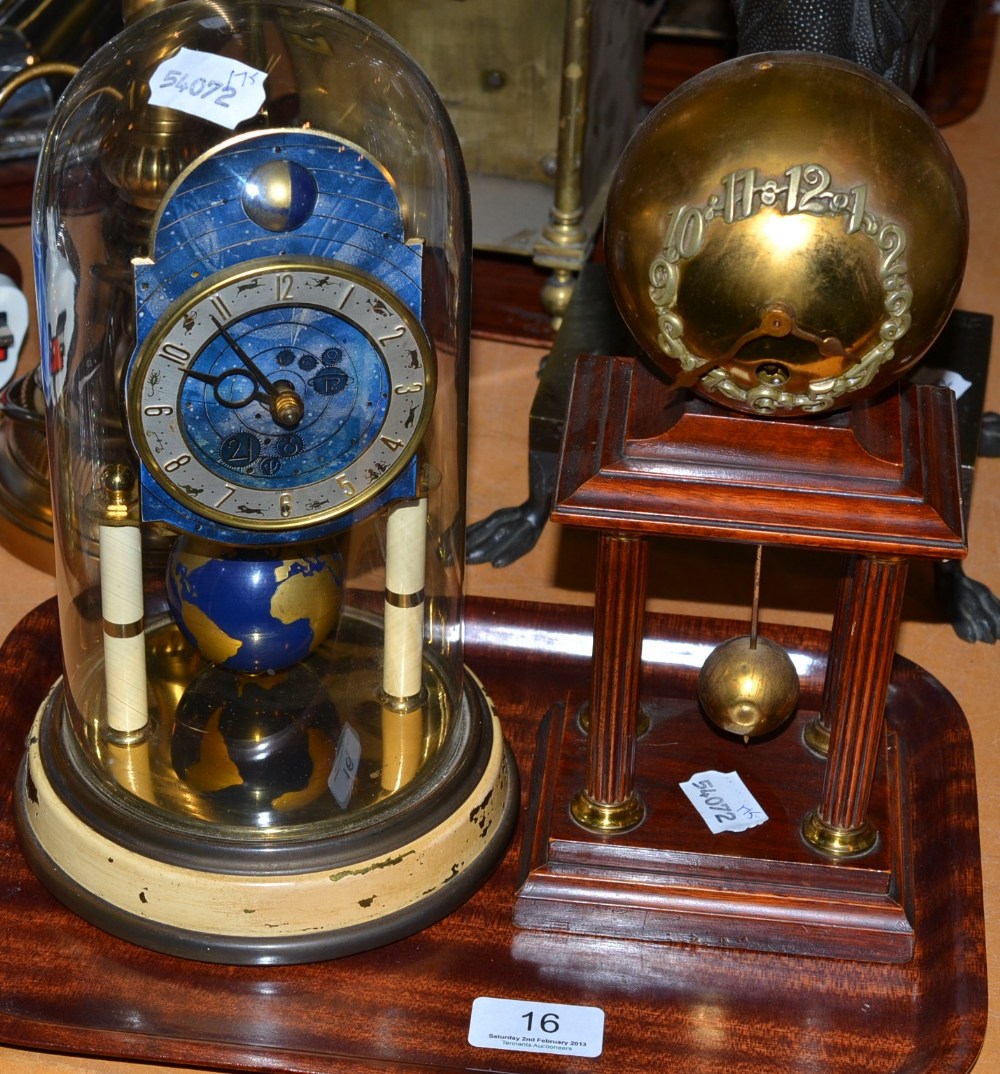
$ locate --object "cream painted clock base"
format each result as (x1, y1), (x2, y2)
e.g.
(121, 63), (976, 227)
(15, 673), (517, 965)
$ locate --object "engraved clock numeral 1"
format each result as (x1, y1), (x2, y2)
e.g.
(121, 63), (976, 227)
(210, 294), (232, 321)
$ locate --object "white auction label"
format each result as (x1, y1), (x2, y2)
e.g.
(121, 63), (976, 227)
(468, 996), (604, 1058)
(328, 723), (361, 810)
(679, 770), (768, 834)
(148, 47), (267, 129)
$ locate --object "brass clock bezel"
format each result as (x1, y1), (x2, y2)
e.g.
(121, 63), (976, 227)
(126, 255), (436, 535)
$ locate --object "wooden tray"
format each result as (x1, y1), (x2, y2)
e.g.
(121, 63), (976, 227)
(0, 597), (986, 1074)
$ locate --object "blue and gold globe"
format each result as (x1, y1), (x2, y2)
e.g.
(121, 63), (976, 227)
(165, 537), (344, 674)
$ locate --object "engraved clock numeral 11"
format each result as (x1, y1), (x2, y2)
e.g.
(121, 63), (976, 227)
(210, 294), (232, 321)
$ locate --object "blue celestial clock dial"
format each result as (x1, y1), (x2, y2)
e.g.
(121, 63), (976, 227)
(127, 257), (434, 535)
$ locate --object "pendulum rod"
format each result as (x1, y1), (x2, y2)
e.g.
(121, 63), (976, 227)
(749, 544), (762, 648)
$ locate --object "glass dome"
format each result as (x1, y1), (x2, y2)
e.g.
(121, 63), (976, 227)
(18, 0), (516, 964)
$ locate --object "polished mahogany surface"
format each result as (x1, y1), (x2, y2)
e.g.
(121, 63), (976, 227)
(0, 596), (986, 1074)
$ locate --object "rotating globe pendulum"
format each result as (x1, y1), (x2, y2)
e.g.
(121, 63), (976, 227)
(698, 547), (800, 741)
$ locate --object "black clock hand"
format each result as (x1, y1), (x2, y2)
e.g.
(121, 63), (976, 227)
(182, 366), (272, 409)
(212, 318), (280, 397)
(211, 317), (304, 428)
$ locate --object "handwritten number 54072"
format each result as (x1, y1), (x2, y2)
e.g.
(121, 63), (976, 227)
(156, 69), (238, 108)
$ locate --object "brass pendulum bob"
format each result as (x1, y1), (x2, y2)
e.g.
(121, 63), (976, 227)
(698, 546), (800, 741)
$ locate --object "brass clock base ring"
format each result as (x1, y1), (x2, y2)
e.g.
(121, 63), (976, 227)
(15, 677), (518, 965)
(801, 809), (879, 858)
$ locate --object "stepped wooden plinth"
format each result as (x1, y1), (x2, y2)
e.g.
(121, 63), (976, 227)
(0, 597), (985, 1073)
(515, 354), (968, 963)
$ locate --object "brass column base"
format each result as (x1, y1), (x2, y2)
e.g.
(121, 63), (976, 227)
(802, 809), (879, 858)
(802, 716), (831, 757)
(570, 788), (645, 834)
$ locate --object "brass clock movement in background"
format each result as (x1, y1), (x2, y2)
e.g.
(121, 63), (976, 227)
(14, 0), (517, 964)
(352, 0), (666, 321)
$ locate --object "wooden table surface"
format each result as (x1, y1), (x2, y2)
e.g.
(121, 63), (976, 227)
(2, 34), (1000, 1074)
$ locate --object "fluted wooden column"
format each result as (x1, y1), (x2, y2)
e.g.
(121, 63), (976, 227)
(804, 558), (856, 756)
(803, 554), (908, 856)
(571, 532), (647, 832)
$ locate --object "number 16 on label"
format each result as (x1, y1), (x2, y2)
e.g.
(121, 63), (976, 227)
(468, 996), (605, 1057)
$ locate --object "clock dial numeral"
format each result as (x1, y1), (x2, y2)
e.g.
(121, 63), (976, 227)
(159, 342), (191, 366)
(394, 382), (423, 394)
(210, 294), (232, 322)
(377, 323), (407, 344)
(275, 272), (294, 301)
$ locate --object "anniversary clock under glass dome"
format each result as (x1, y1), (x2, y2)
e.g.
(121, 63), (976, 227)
(16, 0), (517, 964)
